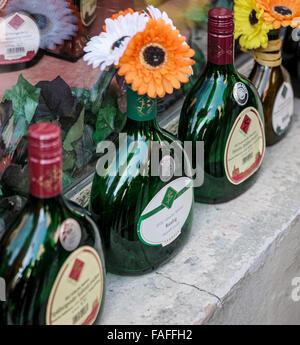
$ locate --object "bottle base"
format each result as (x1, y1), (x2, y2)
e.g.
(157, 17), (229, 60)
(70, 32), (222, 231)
(194, 175), (260, 204)
(106, 232), (190, 276)
(107, 253), (174, 276)
(266, 127), (290, 146)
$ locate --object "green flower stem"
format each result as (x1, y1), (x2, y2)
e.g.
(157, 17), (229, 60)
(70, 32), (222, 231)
(91, 67), (117, 114)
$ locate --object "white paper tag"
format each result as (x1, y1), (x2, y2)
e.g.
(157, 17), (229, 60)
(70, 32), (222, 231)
(0, 12), (40, 65)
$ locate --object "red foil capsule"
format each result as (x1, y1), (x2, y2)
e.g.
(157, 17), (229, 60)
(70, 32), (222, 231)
(28, 123), (62, 198)
(207, 7), (234, 65)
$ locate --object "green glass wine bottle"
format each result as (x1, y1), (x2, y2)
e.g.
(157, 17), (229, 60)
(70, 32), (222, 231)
(178, 7), (266, 204)
(282, 27), (300, 98)
(90, 86), (194, 275)
(249, 29), (294, 146)
(0, 123), (105, 325)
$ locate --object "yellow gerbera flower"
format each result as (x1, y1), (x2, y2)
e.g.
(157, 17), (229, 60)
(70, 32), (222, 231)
(234, 0), (273, 50)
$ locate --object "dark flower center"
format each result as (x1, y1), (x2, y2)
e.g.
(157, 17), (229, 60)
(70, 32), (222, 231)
(31, 13), (49, 31)
(249, 9), (258, 25)
(141, 44), (166, 69)
(273, 6), (293, 16)
(111, 36), (129, 50)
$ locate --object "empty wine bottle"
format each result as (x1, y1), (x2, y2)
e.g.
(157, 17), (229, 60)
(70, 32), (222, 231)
(178, 8), (266, 204)
(0, 123), (105, 325)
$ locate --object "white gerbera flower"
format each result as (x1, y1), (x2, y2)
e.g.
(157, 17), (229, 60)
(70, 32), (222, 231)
(5, 0), (78, 50)
(84, 11), (149, 71)
(146, 5), (176, 30)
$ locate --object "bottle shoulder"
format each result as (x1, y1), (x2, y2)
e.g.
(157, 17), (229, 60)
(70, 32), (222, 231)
(0, 196), (103, 276)
(179, 66), (263, 139)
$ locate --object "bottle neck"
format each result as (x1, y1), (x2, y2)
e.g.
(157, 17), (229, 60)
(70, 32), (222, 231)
(29, 155), (62, 199)
(206, 61), (236, 75)
(126, 86), (157, 123)
(28, 194), (63, 207)
(207, 31), (234, 65)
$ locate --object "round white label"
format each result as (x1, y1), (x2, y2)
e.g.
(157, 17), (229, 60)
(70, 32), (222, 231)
(137, 177), (193, 247)
(292, 28), (300, 42)
(0, 12), (40, 65)
(159, 155), (175, 183)
(272, 82), (294, 136)
(80, 0), (97, 26)
(224, 107), (265, 185)
(233, 82), (249, 106)
(59, 219), (82, 252)
(46, 246), (104, 325)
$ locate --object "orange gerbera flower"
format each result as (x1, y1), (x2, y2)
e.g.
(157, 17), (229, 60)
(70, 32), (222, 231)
(118, 18), (195, 98)
(256, 0), (300, 28)
(102, 8), (135, 31)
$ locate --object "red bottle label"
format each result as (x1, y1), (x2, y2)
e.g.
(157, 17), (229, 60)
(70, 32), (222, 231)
(224, 107), (265, 185)
(208, 32), (234, 65)
(28, 123), (63, 198)
(29, 157), (62, 198)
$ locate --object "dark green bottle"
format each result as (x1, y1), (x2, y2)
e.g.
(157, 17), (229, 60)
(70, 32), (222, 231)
(90, 87), (194, 275)
(178, 8), (266, 204)
(0, 123), (105, 325)
(282, 26), (300, 98)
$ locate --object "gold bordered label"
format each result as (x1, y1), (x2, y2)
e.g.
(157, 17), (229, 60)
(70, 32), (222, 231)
(224, 107), (265, 185)
(0, 12), (40, 65)
(46, 246), (103, 325)
(272, 82), (294, 136)
(80, 0), (97, 26)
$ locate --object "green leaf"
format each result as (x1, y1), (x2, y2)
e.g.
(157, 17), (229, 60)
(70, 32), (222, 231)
(183, 6), (209, 24)
(63, 106), (85, 151)
(63, 151), (76, 172)
(0, 185), (3, 196)
(93, 105), (117, 145)
(2, 74), (41, 130)
(114, 108), (127, 133)
(13, 116), (27, 139)
(71, 87), (91, 107)
(63, 172), (73, 188)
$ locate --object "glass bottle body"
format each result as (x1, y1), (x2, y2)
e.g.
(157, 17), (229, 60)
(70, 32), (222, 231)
(282, 26), (300, 98)
(249, 62), (294, 146)
(90, 108), (194, 275)
(0, 195), (105, 325)
(178, 63), (265, 204)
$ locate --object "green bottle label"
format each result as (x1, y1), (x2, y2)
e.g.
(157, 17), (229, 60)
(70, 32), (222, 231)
(127, 87), (157, 122)
(137, 177), (193, 247)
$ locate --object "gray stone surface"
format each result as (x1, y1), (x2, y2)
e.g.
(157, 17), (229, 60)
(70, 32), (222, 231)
(91, 101), (300, 325)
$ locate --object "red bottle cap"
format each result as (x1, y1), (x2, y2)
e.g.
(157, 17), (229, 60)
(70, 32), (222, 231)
(207, 8), (234, 65)
(208, 8), (234, 35)
(28, 123), (63, 198)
